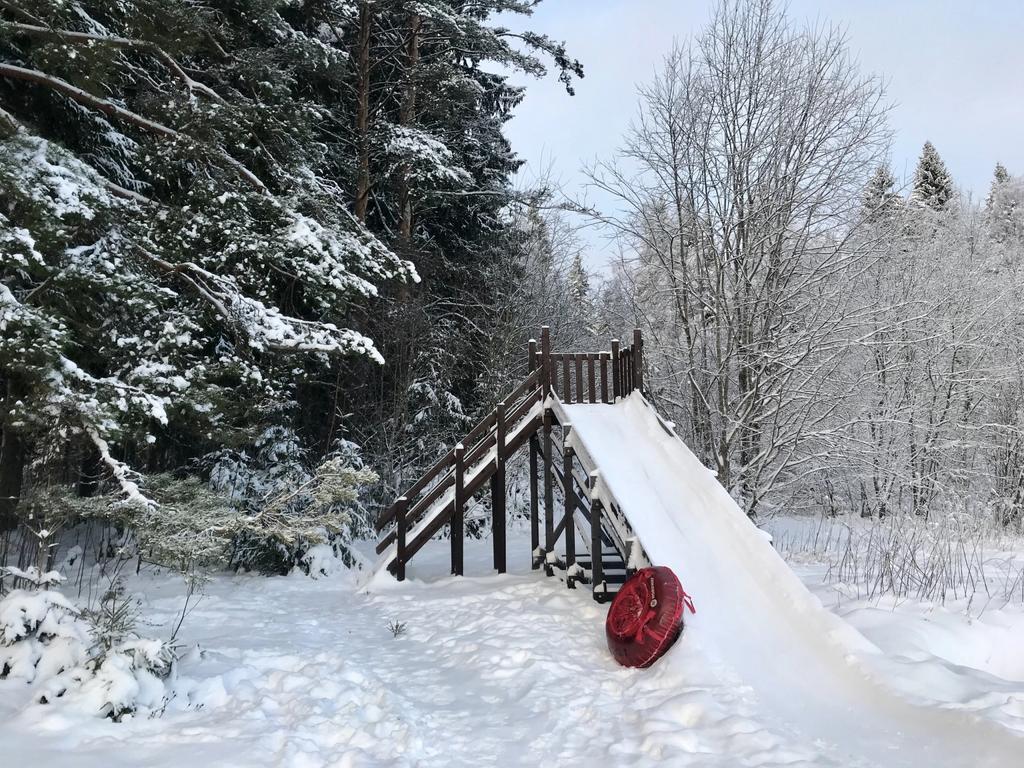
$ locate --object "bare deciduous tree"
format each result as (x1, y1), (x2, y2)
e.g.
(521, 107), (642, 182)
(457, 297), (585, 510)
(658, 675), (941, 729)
(586, 0), (890, 515)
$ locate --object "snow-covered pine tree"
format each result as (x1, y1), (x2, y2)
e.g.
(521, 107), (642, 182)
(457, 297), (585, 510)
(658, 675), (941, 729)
(863, 163), (901, 222)
(910, 141), (954, 211)
(985, 163), (1023, 243)
(339, 1), (583, 489)
(0, 1), (416, 539)
(568, 252), (590, 307)
(987, 162), (1011, 210)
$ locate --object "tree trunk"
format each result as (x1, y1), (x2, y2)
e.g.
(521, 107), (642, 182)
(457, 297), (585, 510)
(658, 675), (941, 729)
(0, 426), (25, 532)
(354, 0), (373, 223)
(0, 379), (27, 531)
(396, 11), (421, 250)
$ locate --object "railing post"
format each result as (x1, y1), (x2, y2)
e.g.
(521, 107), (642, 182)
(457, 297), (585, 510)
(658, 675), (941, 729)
(540, 326), (551, 399)
(395, 496), (408, 582)
(452, 443), (465, 576)
(589, 471), (603, 596)
(587, 354), (597, 404)
(633, 328), (643, 394)
(492, 401), (507, 574)
(574, 355), (584, 403)
(529, 431), (540, 568)
(562, 355), (570, 401)
(542, 408), (555, 575)
(527, 336), (541, 567)
(563, 424), (576, 588)
(611, 339), (621, 400)
(600, 353), (609, 403)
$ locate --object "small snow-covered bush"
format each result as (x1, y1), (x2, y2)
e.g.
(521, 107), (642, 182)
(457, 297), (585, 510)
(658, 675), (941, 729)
(0, 569), (90, 682)
(205, 431), (379, 574)
(39, 636), (175, 721)
(77, 643), (171, 719)
(0, 568), (175, 720)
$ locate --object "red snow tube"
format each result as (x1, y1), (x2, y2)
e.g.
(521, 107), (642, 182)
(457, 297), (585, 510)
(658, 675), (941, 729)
(605, 566), (694, 668)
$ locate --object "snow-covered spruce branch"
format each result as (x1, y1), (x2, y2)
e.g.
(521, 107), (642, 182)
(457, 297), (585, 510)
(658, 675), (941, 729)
(0, 63), (266, 192)
(2, 22), (227, 104)
(130, 245), (383, 361)
(85, 427), (156, 510)
(0, 106), (153, 203)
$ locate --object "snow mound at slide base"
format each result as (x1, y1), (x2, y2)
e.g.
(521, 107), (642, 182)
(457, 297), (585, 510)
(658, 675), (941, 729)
(562, 392), (1024, 768)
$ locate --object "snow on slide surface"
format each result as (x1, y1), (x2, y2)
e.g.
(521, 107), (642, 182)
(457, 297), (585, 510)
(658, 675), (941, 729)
(562, 393), (1024, 768)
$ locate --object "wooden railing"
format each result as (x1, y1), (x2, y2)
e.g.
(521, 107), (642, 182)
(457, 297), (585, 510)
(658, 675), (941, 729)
(541, 328), (643, 405)
(375, 366), (544, 578)
(375, 325), (646, 584)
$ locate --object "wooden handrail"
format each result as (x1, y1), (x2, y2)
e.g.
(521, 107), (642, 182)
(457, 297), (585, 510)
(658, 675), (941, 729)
(378, 326), (645, 582)
(376, 372), (540, 532)
(506, 385), (542, 426)
(392, 412), (543, 569)
(376, 389), (542, 554)
(506, 366), (540, 405)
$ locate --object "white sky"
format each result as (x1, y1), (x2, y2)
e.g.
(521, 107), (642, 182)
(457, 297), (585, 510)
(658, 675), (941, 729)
(501, 0), (1024, 268)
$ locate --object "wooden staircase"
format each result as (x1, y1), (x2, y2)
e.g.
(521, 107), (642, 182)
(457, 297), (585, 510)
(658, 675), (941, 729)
(374, 327), (651, 602)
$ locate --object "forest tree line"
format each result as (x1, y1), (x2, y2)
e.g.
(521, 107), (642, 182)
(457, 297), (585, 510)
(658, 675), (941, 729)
(585, 1), (1024, 526)
(0, 0), (586, 571)
(2, 0), (1023, 578)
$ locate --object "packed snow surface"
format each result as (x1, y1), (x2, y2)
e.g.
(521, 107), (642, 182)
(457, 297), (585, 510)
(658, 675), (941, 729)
(560, 393), (1024, 767)
(0, 539), (862, 767)
(4, 393), (1024, 765)
(2, 532), (1023, 766)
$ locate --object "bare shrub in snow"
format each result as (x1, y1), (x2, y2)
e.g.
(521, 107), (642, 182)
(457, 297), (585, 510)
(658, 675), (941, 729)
(772, 514), (1024, 611)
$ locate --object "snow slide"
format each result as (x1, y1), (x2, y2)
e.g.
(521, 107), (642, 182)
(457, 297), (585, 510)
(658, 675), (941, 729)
(560, 393), (1024, 768)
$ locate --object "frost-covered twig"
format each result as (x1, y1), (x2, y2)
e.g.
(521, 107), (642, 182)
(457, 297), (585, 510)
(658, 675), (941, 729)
(85, 427), (156, 510)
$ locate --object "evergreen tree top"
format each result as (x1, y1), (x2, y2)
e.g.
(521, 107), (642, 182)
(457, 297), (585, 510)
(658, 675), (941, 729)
(911, 141), (954, 211)
(987, 162), (1011, 211)
(863, 163), (900, 222)
(568, 252), (590, 305)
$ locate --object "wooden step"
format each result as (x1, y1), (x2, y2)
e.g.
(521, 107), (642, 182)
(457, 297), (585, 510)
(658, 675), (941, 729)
(573, 557), (627, 570)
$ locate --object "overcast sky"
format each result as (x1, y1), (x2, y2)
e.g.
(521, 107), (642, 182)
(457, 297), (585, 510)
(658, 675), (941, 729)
(501, 1), (1024, 268)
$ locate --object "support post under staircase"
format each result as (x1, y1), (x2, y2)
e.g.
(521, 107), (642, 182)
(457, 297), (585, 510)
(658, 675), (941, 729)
(452, 443), (465, 576)
(395, 496), (407, 582)
(590, 472), (604, 595)
(542, 408), (554, 575)
(563, 424), (576, 588)
(492, 401), (507, 574)
(528, 337), (540, 569)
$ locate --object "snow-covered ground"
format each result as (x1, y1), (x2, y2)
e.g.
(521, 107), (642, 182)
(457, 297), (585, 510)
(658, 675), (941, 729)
(2, 526), (1024, 767)
(1, 535), (820, 767)
(5, 389), (1024, 766)
(764, 515), (1024, 733)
